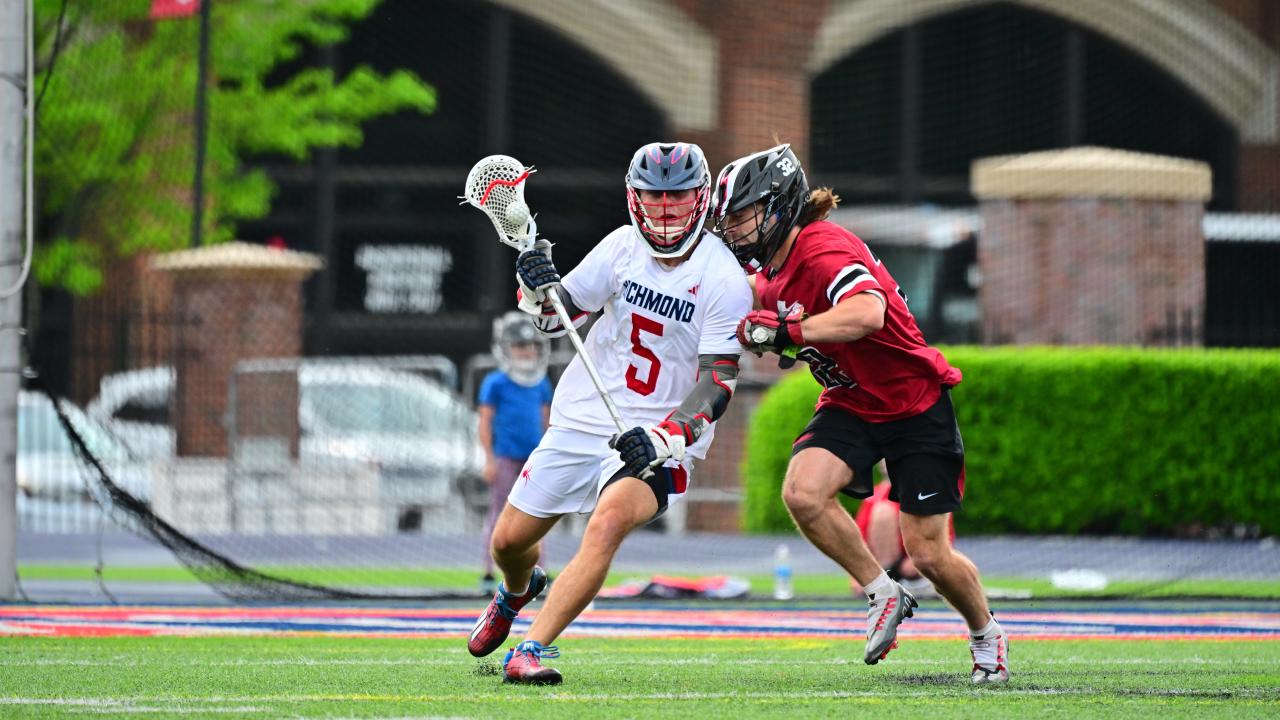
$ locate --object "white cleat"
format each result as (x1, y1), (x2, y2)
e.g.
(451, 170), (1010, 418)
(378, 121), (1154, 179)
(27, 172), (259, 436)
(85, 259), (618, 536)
(970, 621), (1010, 684)
(864, 581), (917, 664)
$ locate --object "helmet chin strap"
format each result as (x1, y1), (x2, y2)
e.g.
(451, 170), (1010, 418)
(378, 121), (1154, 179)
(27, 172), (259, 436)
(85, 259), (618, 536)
(641, 198), (693, 245)
(645, 218), (685, 242)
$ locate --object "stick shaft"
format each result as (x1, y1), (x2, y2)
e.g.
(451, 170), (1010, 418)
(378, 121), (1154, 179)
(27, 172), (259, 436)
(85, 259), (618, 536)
(464, 160), (628, 436)
(546, 286), (627, 434)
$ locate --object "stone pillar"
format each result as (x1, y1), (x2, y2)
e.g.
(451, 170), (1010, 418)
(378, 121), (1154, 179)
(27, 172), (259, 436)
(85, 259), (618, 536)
(972, 147), (1211, 346)
(152, 242), (323, 457)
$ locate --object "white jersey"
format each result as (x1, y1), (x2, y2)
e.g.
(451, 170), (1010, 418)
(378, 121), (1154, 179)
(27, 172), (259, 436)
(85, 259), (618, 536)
(552, 226), (752, 458)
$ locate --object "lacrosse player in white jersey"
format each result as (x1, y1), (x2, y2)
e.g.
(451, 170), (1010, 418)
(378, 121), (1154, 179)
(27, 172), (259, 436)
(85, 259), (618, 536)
(466, 142), (752, 685)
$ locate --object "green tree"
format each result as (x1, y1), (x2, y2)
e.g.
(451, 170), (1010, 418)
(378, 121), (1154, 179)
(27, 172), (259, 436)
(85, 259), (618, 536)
(33, 0), (436, 294)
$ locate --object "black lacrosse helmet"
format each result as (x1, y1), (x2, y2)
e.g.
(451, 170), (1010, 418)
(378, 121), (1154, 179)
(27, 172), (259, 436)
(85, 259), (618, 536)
(711, 144), (809, 267)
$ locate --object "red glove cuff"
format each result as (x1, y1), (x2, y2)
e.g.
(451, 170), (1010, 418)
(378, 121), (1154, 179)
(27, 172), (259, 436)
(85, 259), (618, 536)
(656, 419), (694, 444)
(782, 314), (805, 347)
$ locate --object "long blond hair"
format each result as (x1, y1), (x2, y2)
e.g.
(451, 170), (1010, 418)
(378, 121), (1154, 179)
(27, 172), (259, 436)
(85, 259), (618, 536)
(798, 187), (841, 226)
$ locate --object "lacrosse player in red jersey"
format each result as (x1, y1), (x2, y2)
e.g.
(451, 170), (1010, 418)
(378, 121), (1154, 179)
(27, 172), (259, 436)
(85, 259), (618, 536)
(712, 145), (1008, 684)
(467, 142), (752, 685)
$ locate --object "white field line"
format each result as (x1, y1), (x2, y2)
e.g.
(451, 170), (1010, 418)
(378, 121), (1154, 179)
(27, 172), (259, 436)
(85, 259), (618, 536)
(0, 697), (265, 714)
(68, 708), (264, 715)
(3, 687), (1277, 707)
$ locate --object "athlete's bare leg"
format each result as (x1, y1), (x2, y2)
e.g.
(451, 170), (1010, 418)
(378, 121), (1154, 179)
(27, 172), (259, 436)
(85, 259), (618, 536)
(524, 477), (658, 645)
(783, 447), (884, 586)
(489, 503), (561, 594)
(899, 512), (990, 629)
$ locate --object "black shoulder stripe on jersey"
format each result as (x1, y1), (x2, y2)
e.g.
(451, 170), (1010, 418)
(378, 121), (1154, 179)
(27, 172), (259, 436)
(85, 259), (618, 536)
(826, 264), (872, 304)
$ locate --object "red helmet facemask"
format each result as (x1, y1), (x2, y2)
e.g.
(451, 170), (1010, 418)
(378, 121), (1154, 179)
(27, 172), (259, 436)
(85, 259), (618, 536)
(626, 186), (709, 252)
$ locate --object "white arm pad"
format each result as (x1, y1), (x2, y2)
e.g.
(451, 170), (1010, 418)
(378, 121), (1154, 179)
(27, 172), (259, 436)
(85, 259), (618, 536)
(531, 304), (590, 338)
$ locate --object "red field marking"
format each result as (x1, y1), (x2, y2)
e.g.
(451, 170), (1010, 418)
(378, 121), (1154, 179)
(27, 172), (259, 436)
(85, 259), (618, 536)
(2, 605), (1278, 641)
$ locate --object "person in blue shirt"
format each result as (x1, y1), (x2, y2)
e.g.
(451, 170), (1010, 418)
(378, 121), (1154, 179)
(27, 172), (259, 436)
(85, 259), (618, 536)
(477, 311), (553, 593)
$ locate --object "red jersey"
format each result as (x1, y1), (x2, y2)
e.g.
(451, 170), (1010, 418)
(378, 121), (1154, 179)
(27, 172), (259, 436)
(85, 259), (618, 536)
(756, 220), (961, 422)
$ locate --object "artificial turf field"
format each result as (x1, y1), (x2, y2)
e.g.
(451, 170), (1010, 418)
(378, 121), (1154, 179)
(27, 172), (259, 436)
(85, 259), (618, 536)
(2, 602), (1279, 719)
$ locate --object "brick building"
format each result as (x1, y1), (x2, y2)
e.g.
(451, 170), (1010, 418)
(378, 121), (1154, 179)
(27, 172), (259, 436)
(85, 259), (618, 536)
(227, 0), (1280, 362)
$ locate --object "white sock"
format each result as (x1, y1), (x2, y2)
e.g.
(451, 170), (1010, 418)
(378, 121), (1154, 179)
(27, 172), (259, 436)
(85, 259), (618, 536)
(502, 579), (529, 597)
(972, 614), (999, 638)
(863, 571), (893, 600)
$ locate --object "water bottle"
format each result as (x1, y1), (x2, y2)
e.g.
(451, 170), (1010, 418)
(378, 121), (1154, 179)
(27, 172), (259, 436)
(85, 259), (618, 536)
(773, 544), (794, 600)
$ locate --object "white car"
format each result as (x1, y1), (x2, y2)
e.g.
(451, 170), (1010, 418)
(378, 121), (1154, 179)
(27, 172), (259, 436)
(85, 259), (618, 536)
(86, 362), (486, 528)
(297, 364), (480, 475)
(16, 391), (150, 532)
(88, 367), (173, 461)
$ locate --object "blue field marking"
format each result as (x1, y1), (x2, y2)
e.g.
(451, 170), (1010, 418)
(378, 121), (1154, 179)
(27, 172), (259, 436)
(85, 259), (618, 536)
(4, 604), (1280, 639)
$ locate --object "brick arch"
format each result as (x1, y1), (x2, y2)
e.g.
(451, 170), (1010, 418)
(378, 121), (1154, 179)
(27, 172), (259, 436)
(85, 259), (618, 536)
(488, 0), (716, 131)
(811, 0), (1279, 142)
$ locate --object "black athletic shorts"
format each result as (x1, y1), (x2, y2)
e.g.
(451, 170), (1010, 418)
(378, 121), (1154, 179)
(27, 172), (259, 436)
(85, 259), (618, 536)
(791, 388), (965, 516)
(601, 464), (688, 521)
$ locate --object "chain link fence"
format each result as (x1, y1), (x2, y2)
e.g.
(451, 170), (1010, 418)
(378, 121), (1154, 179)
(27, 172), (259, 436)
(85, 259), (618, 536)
(14, 0), (1280, 601)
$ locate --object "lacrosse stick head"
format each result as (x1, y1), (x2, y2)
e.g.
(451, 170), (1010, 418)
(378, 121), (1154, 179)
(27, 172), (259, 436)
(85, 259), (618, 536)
(463, 155), (538, 250)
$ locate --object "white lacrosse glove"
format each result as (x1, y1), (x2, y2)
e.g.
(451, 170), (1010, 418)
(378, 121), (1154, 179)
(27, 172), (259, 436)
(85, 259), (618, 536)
(610, 420), (692, 478)
(515, 239), (557, 315)
(516, 286), (546, 316)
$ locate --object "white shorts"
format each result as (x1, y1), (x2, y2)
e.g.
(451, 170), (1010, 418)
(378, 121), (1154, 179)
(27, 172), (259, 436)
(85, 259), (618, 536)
(507, 426), (695, 518)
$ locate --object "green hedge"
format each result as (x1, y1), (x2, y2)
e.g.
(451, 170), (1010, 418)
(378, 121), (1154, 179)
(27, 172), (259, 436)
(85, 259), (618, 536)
(742, 347), (1280, 536)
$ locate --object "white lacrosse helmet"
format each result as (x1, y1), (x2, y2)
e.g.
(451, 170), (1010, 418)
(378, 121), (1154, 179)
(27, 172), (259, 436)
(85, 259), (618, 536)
(492, 311), (550, 387)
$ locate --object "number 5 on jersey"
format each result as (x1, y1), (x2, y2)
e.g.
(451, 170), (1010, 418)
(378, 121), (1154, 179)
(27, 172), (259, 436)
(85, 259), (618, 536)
(626, 313), (663, 396)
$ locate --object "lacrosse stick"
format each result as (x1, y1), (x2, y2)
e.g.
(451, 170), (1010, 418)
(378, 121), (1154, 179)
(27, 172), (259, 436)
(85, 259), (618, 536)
(463, 155), (628, 436)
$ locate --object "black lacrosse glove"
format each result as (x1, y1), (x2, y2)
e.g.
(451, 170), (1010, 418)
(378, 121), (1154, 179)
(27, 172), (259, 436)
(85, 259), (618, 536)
(610, 423), (688, 479)
(610, 427), (658, 479)
(516, 249), (561, 296)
